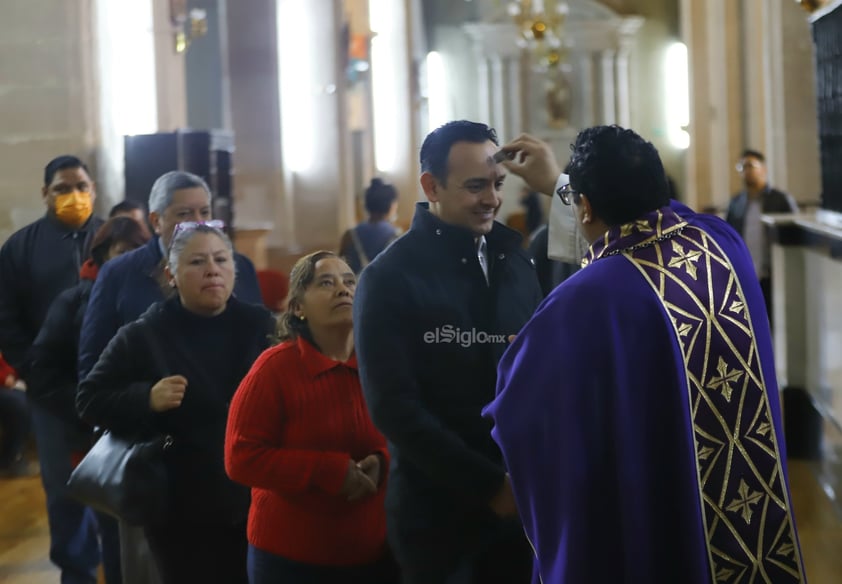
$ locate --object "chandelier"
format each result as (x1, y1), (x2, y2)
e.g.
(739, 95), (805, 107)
(507, 0), (571, 71)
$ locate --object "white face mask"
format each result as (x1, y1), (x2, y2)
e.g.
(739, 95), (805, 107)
(547, 177), (590, 264)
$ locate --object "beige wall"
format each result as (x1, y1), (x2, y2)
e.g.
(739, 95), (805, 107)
(0, 0), (100, 241)
(681, 0), (821, 212)
(0, 0), (187, 244)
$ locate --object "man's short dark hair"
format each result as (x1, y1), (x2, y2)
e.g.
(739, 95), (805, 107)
(740, 149), (765, 162)
(567, 125), (670, 226)
(364, 178), (398, 215)
(109, 199), (146, 218)
(419, 120), (499, 186)
(44, 155), (89, 186)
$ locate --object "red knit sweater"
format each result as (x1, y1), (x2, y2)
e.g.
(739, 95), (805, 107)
(224, 337), (389, 566)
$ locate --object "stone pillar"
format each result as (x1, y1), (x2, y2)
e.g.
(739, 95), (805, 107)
(600, 49), (617, 124)
(576, 51), (595, 127)
(0, 0), (101, 238)
(615, 44), (632, 127)
(507, 55), (525, 138)
(225, 0), (287, 248)
(490, 56), (505, 135)
(476, 57), (492, 126)
(152, 0), (188, 131)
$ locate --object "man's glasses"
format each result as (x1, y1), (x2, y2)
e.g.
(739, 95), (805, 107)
(557, 184), (579, 206)
(735, 161), (762, 173)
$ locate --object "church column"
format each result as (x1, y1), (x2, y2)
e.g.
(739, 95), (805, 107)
(615, 44), (632, 128)
(490, 55), (507, 137)
(507, 55), (526, 137)
(600, 49), (617, 124)
(476, 56), (492, 126)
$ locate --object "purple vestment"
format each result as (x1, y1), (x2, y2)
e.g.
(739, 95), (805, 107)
(484, 201), (806, 583)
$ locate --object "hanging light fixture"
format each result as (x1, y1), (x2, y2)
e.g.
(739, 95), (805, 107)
(507, 0), (570, 71)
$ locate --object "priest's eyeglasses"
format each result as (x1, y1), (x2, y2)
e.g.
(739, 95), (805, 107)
(557, 184), (579, 206)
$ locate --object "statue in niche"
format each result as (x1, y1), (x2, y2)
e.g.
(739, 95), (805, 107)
(545, 71), (571, 129)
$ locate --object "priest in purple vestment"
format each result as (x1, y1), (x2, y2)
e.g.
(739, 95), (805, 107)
(483, 126), (806, 583)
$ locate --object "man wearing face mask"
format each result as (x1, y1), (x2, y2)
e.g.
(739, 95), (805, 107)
(0, 155), (105, 584)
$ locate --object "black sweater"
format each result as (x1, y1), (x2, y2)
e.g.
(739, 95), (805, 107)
(77, 296), (275, 525)
(27, 278), (94, 439)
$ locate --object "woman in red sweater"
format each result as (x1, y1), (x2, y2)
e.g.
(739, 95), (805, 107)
(225, 251), (397, 584)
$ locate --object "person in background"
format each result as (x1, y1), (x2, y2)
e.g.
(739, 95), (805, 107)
(226, 251), (396, 584)
(527, 224), (579, 297)
(339, 178), (400, 273)
(77, 223), (275, 584)
(109, 199), (148, 226)
(0, 154), (104, 584)
(30, 217), (150, 425)
(489, 127), (805, 583)
(27, 216), (151, 583)
(354, 121), (542, 583)
(725, 149), (798, 322)
(519, 187), (544, 237)
(0, 352), (30, 477)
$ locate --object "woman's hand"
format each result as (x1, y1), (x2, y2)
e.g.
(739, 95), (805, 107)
(339, 459), (377, 502)
(149, 375), (188, 412)
(356, 453), (385, 487)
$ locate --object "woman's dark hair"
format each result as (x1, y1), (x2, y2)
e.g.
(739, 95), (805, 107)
(567, 125), (670, 226)
(276, 250), (342, 343)
(364, 178), (398, 215)
(89, 216), (152, 267)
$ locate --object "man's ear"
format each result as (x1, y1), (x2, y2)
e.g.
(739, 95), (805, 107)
(41, 186), (49, 202)
(420, 172), (440, 204)
(148, 211), (162, 236)
(578, 194), (593, 224)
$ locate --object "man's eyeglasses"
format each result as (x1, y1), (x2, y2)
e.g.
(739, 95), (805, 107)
(557, 184), (579, 206)
(735, 161), (762, 173)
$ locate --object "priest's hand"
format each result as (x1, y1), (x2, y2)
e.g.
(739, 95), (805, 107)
(498, 134), (562, 197)
(149, 375), (188, 412)
(489, 474), (519, 518)
(340, 459), (377, 502)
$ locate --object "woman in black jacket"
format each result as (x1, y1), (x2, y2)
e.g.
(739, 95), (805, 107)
(28, 215), (151, 584)
(76, 222), (275, 584)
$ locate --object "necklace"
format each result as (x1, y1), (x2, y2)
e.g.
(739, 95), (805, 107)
(602, 225), (686, 258)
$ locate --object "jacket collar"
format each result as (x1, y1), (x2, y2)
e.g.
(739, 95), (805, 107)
(410, 202), (523, 252)
(297, 336), (358, 379)
(44, 211), (99, 235)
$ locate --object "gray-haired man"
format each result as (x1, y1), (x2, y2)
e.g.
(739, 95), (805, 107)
(78, 170), (261, 377)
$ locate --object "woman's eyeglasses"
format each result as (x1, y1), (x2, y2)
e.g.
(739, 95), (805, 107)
(172, 219), (225, 238)
(557, 184), (579, 206)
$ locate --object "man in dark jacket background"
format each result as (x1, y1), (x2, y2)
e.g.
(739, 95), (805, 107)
(0, 155), (104, 584)
(354, 121), (542, 583)
(725, 149), (798, 322)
